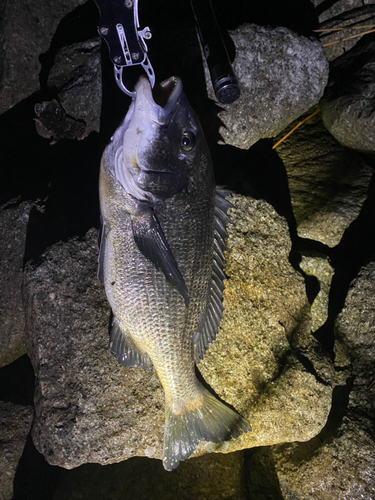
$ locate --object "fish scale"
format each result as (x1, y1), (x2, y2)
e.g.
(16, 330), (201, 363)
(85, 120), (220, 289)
(99, 75), (251, 470)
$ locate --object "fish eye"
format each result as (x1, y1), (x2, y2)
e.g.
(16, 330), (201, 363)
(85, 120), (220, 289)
(180, 131), (196, 152)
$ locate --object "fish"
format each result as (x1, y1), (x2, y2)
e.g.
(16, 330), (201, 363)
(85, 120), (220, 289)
(98, 75), (251, 470)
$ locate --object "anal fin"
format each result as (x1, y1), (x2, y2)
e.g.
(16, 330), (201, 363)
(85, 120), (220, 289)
(109, 316), (152, 369)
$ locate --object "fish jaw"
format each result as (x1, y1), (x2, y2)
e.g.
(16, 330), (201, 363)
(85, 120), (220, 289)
(104, 76), (186, 202)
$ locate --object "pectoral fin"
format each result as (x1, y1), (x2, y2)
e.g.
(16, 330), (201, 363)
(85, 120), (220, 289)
(131, 203), (189, 306)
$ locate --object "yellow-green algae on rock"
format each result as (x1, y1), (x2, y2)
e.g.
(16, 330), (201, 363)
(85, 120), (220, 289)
(199, 195), (334, 454)
(299, 253), (335, 333)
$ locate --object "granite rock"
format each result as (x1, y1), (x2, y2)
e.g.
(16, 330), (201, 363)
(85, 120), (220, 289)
(0, 401), (33, 500)
(47, 38), (102, 137)
(24, 196), (333, 469)
(320, 32), (375, 156)
(205, 24), (329, 149)
(0, 199), (34, 367)
(310, 0), (375, 61)
(0, 0), (84, 114)
(274, 110), (372, 247)
(299, 253), (335, 332)
(246, 258), (375, 500)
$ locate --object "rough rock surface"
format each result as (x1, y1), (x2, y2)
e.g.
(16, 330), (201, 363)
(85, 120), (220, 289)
(0, 199), (34, 367)
(53, 451), (246, 500)
(320, 32), (375, 156)
(47, 38), (102, 137)
(204, 24), (329, 149)
(299, 253), (335, 332)
(311, 0), (375, 61)
(0, 401), (33, 500)
(24, 196), (333, 469)
(246, 259), (375, 500)
(274, 111), (372, 247)
(0, 0), (84, 114)
(335, 259), (375, 444)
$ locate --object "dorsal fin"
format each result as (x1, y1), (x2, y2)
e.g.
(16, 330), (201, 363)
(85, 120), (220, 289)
(109, 316), (152, 369)
(195, 189), (233, 362)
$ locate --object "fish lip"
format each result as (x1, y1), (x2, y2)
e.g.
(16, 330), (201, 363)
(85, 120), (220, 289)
(135, 75), (183, 124)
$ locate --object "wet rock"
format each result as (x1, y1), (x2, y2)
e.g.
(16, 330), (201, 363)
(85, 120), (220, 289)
(47, 38), (102, 137)
(205, 24), (329, 149)
(320, 32), (375, 156)
(299, 253), (334, 332)
(0, 0), (84, 115)
(0, 401), (33, 500)
(53, 451), (246, 500)
(246, 259), (375, 500)
(0, 199), (34, 368)
(24, 196), (333, 469)
(275, 111), (372, 247)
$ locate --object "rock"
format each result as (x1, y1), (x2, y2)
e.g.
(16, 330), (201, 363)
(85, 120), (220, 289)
(24, 196), (333, 469)
(320, 32), (375, 156)
(0, 401), (33, 500)
(274, 110), (372, 247)
(47, 38), (102, 138)
(53, 451), (246, 500)
(34, 100), (86, 143)
(0, 199), (34, 367)
(310, 0), (375, 61)
(204, 24), (329, 149)
(335, 259), (375, 435)
(0, 0), (85, 115)
(246, 259), (375, 500)
(299, 253), (335, 332)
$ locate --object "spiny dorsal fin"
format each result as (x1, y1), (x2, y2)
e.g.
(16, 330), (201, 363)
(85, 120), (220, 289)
(195, 189), (233, 362)
(109, 316), (152, 369)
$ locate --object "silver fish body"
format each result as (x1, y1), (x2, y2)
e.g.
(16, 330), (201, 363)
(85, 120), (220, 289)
(99, 76), (250, 470)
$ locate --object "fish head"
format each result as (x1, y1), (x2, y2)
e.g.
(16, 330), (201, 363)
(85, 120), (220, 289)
(109, 76), (211, 201)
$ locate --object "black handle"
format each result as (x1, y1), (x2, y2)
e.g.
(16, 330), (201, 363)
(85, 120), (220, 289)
(190, 0), (240, 104)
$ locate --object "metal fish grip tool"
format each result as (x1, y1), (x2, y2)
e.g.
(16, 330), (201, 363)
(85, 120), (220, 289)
(93, 0), (155, 97)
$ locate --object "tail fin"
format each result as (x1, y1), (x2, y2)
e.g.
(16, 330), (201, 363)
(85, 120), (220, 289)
(162, 385), (251, 471)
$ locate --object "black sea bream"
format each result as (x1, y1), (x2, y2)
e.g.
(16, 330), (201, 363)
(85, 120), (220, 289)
(98, 76), (250, 470)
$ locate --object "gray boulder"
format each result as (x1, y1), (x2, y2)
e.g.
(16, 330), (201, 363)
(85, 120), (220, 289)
(0, 199), (34, 367)
(23, 196), (333, 469)
(0, 401), (33, 500)
(47, 38), (102, 137)
(205, 24), (329, 149)
(299, 252), (334, 332)
(275, 110), (372, 247)
(0, 0), (85, 114)
(320, 32), (375, 156)
(310, 0), (375, 61)
(246, 259), (375, 500)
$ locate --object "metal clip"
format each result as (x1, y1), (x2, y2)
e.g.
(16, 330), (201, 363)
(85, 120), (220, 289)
(94, 0), (155, 97)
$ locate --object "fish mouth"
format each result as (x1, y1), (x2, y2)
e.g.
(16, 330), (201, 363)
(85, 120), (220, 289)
(135, 76), (183, 124)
